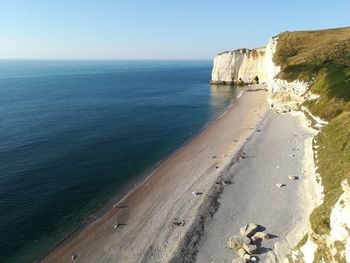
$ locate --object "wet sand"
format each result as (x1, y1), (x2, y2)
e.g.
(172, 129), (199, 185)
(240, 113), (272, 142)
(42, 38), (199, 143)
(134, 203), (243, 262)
(40, 85), (268, 263)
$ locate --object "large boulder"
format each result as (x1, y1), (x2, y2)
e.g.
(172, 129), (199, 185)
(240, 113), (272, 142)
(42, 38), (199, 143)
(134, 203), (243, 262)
(240, 223), (258, 238)
(251, 231), (269, 242)
(237, 248), (248, 258)
(242, 243), (257, 254)
(227, 235), (251, 249)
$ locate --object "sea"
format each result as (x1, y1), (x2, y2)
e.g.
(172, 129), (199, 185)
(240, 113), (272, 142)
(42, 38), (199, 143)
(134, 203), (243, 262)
(0, 60), (242, 262)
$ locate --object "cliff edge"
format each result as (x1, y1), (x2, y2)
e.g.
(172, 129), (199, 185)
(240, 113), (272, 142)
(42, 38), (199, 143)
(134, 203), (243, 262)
(212, 26), (350, 263)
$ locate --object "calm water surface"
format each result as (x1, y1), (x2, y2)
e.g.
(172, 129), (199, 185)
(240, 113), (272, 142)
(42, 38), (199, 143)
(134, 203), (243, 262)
(0, 60), (241, 262)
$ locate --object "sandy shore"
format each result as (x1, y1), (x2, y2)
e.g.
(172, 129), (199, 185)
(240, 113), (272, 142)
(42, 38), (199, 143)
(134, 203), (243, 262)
(40, 85), (268, 262)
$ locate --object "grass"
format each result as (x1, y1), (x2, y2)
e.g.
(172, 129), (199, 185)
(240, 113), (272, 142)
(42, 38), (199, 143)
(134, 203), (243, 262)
(273, 27), (350, 261)
(313, 240), (347, 263)
(295, 234), (308, 250)
(273, 27), (350, 82)
(309, 112), (350, 235)
(313, 242), (333, 263)
(304, 65), (350, 121)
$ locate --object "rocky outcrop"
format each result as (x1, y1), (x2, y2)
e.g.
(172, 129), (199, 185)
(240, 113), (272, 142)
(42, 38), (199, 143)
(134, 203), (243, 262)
(292, 180), (350, 263)
(211, 37), (308, 96)
(329, 179), (350, 245)
(228, 224), (269, 262)
(211, 48), (267, 85)
(240, 223), (258, 238)
(265, 37), (309, 95)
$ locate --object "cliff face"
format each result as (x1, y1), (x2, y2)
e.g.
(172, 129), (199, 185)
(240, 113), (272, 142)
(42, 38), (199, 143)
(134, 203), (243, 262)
(265, 37), (308, 95)
(211, 48), (267, 84)
(212, 27), (350, 262)
(211, 38), (308, 95)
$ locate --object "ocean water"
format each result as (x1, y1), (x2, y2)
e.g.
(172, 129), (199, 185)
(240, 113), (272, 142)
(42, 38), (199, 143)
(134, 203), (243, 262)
(0, 60), (241, 262)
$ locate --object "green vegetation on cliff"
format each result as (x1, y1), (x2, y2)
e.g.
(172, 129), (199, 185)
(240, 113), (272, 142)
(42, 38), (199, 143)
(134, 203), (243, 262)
(273, 27), (350, 81)
(274, 27), (350, 261)
(274, 27), (350, 121)
(310, 112), (350, 235)
(304, 65), (350, 120)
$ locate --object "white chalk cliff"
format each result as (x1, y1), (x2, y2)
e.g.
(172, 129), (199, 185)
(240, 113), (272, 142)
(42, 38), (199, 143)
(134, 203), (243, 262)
(211, 48), (267, 84)
(264, 37), (308, 95)
(211, 37), (308, 95)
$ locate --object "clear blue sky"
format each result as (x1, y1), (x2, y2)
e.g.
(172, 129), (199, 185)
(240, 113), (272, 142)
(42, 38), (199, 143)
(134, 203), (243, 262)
(1, 0), (349, 60)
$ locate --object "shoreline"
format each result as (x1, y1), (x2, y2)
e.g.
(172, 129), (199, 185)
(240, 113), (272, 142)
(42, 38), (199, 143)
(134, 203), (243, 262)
(35, 84), (250, 262)
(40, 85), (268, 262)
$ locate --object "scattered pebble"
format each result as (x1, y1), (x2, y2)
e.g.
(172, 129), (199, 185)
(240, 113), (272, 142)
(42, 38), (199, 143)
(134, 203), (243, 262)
(276, 183), (286, 188)
(222, 179), (232, 185)
(173, 218), (185, 226)
(239, 152), (246, 159)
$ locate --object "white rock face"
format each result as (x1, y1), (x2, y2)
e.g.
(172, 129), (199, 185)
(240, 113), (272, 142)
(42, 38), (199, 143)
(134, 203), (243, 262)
(300, 239), (318, 263)
(211, 37), (309, 96)
(330, 179), (350, 242)
(265, 37), (309, 95)
(211, 48), (267, 84)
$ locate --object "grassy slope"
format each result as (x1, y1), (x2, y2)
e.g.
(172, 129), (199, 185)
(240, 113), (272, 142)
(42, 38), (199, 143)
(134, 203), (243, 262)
(273, 27), (350, 261)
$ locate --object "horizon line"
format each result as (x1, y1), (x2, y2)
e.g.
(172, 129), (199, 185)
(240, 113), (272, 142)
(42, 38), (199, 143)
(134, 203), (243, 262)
(0, 58), (213, 61)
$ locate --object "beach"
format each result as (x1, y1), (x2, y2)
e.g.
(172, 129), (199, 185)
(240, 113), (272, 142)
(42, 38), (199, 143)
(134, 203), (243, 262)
(40, 84), (317, 263)
(39, 84), (267, 262)
(195, 108), (318, 262)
